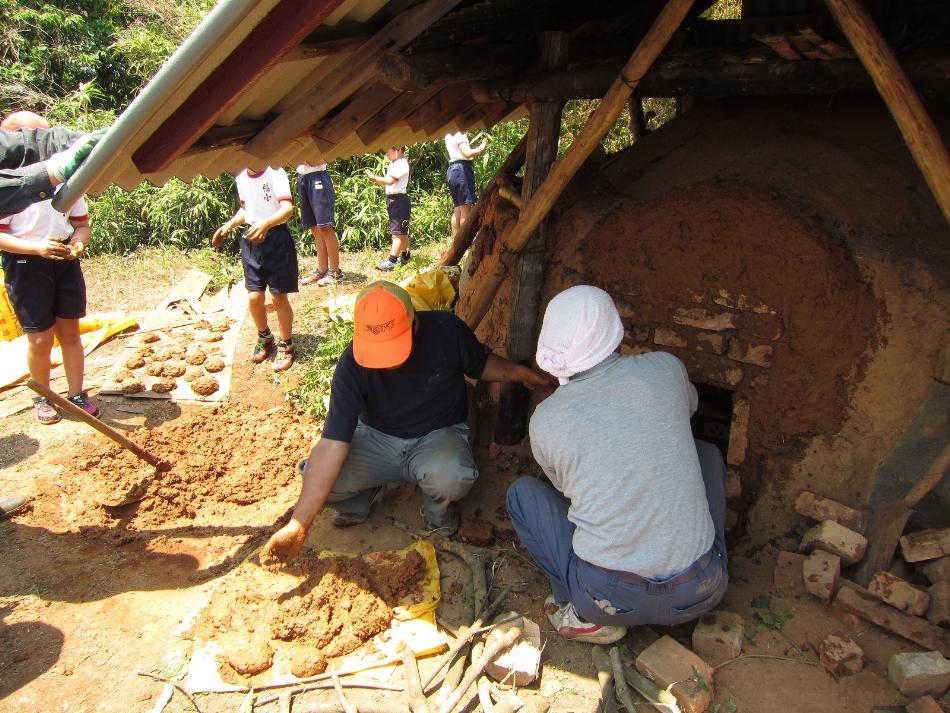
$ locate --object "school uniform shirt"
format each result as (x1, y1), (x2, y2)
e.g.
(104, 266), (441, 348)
(384, 157), (409, 195)
(322, 311), (491, 442)
(235, 167), (292, 224)
(444, 132), (471, 162)
(296, 162), (328, 174)
(0, 193), (88, 242)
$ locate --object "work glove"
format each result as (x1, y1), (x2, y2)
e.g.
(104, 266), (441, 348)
(46, 128), (107, 183)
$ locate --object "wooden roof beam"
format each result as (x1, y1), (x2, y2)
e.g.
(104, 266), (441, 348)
(244, 0), (466, 160)
(471, 55), (950, 103)
(132, 0), (349, 174)
(355, 84), (445, 146)
(280, 23), (382, 62)
(311, 81), (401, 153)
(825, 0), (950, 224)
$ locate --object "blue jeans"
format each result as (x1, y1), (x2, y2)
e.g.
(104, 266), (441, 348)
(327, 421), (476, 528)
(506, 440), (729, 627)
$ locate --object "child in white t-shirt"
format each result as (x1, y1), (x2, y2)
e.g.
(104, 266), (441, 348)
(364, 146), (411, 271)
(212, 166), (298, 371)
(444, 131), (488, 241)
(0, 193), (97, 424)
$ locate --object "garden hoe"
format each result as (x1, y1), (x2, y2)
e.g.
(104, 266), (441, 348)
(27, 379), (169, 507)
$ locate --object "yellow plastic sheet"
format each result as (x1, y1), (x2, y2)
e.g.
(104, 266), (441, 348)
(320, 268), (457, 323)
(0, 311), (138, 389)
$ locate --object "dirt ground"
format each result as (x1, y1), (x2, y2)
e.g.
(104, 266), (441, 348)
(0, 247), (941, 713)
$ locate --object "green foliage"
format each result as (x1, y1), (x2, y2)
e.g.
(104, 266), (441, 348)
(87, 175), (237, 255)
(751, 595), (791, 630)
(288, 320), (354, 420)
(701, 0), (742, 20)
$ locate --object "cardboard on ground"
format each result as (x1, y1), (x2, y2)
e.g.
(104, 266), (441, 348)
(100, 269), (247, 402)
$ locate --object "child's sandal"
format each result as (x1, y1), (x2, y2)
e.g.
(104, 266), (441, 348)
(273, 340), (294, 372)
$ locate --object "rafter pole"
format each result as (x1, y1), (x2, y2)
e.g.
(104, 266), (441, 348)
(824, 0), (950, 224)
(458, 0), (697, 330)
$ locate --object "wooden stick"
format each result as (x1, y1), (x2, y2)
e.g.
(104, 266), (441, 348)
(437, 539), (487, 620)
(437, 627), (522, 713)
(28, 379), (166, 468)
(591, 647), (619, 713)
(330, 673), (357, 713)
(256, 681), (403, 707)
(458, 0), (696, 330)
(136, 672), (203, 713)
(609, 647), (640, 713)
(292, 705), (405, 713)
(824, 0), (950, 224)
(402, 644), (432, 713)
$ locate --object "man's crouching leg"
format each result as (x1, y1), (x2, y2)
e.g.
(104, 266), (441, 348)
(409, 424), (477, 533)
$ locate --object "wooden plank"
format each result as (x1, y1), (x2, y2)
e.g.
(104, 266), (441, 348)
(244, 0), (465, 160)
(355, 85), (444, 145)
(789, 32), (832, 60)
(824, 0), (950, 224)
(752, 33), (804, 60)
(495, 31), (567, 445)
(279, 24), (379, 63)
(834, 582), (950, 656)
(132, 0), (348, 173)
(311, 81), (402, 153)
(157, 268), (212, 312)
(458, 0), (698, 330)
(404, 85), (471, 133)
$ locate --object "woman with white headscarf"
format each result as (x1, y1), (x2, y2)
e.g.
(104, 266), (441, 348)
(507, 285), (729, 644)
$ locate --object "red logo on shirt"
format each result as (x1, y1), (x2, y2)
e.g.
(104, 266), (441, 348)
(365, 319), (395, 336)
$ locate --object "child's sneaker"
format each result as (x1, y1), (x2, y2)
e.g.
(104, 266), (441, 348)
(301, 269), (328, 287)
(33, 396), (61, 425)
(316, 269), (344, 286)
(544, 595), (627, 644)
(67, 391), (101, 418)
(273, 340), (294, 372)
(252, 333), (275, 363)
(397, 253), (411, 265)
(377, 256), (398, 271)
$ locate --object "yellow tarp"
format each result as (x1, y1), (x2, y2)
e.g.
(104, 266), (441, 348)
(321, 268), (457, 323)
(0, 311), (138, 389)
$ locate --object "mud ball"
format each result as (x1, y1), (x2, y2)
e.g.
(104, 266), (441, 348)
(139, 332), (160, 344)
(191, 376), (219, 396)
(120, 380), (144, 394)
(225, 641), (273, 676)
(193, 319), (211, 330)
(161, 362), (186, 378)
(183, 366), (204, 383)
(146, 362), (165, 377)
(199, 332), (223, 343)
(209, 318), (234, 333)
(113, 368), (134, 382)
(185, 349), (207, 366)
(204, 357), (225, 373)
(124, 356), (146, 370)
(134, 346), (154, 358)
(151, 349), (171, 362)
(151, 379), (176, 393)
(287, 647), (327, 678)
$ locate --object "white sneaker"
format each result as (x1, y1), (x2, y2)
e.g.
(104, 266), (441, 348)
(544, 595), (627, 644)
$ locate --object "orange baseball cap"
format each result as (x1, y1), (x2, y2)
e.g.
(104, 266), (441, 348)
(353, 281), (415, 368)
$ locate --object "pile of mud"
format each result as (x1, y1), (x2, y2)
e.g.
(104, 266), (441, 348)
(187, 549), (427, 681)
(50, 405), (313, 531)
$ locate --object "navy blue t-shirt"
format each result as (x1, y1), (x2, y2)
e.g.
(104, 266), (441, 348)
(323, 311), (491, 442)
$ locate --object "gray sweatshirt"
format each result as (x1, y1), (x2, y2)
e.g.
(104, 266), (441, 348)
(528, 352), (714, 579)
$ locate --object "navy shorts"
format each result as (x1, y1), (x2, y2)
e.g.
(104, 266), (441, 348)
(240, 224), (299, 294)
(446, 160), (476, 206)
(296, 170), (335, 228)
(2, 251), (86, 332)
(386, 194), (411, 236)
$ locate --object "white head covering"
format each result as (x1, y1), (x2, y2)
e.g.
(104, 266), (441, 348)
(535, 285), (624, 385)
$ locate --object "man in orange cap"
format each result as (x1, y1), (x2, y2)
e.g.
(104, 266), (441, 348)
(263, 280), (551, 562)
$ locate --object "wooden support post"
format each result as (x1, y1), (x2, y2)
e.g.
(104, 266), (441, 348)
(824, 0), (950, 224)
(629, 93), (646, 142)
(493, 31), (567, 445)
(458, 0), (697, 331)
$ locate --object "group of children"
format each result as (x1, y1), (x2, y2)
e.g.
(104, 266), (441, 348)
(2, 116), (489, 425)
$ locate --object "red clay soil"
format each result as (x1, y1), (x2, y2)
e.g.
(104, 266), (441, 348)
(188, 549), (426, 682)
(39, 405), (313, 536)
